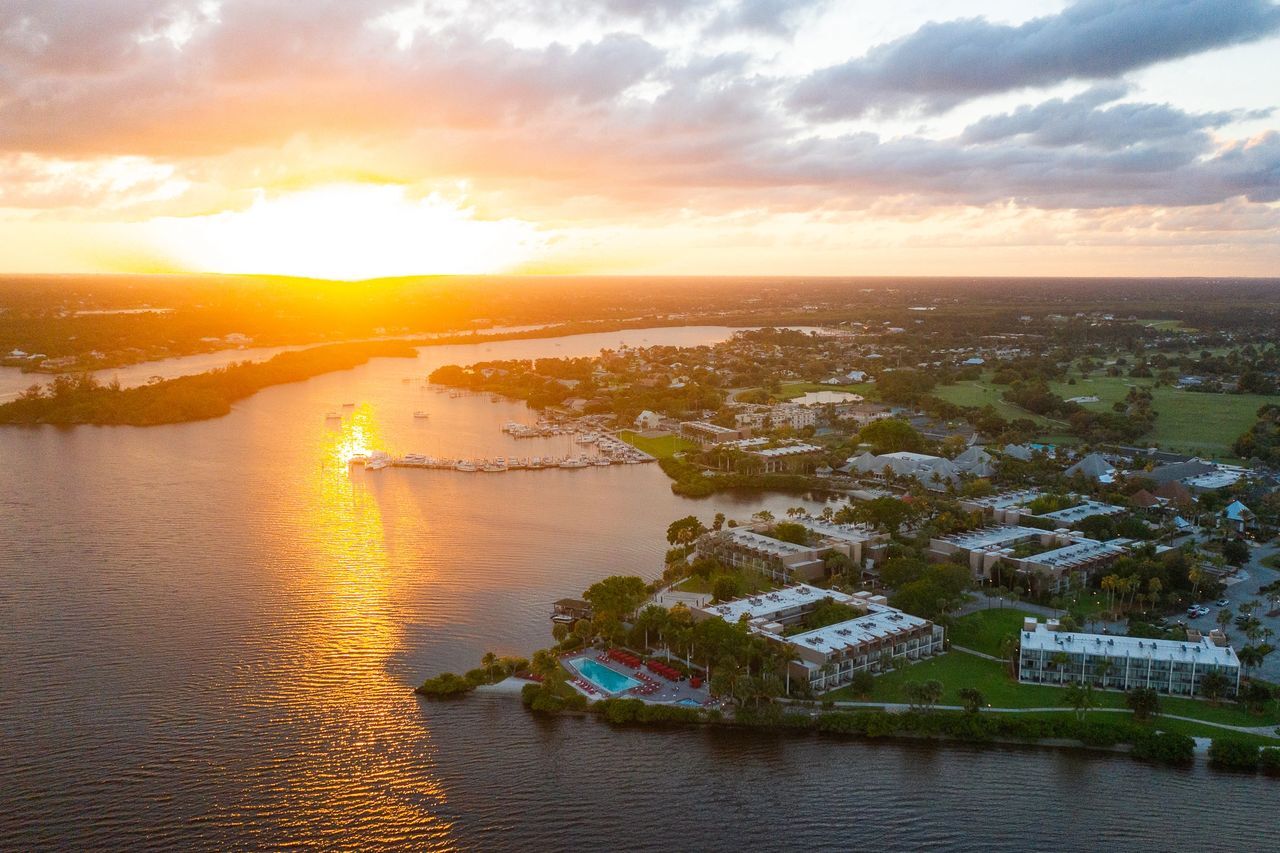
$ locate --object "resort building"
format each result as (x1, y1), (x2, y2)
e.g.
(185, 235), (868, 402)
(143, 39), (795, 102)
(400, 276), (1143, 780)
(771, 403), (817, 430)
(958, 491), (1126, 526)
(680, 421), (750, 447)
(928, 525), (1134, 595)
(695, 518), (888, 583)
(692, 584), (945, 693)
(696, 528), (828, 583)
(743, 442), (824, 474)
(1018, 619), (1240, 697)
(788, 517), (890, 567)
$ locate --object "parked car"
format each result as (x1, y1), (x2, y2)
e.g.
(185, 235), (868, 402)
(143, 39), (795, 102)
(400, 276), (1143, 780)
(1217, 599), (1231, 607)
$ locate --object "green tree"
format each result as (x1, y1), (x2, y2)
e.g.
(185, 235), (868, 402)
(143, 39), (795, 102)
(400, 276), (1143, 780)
(1222, 538), (1249, 566)
(1063, 682), (1097, 721)
(958, 687), (985, 714)
(531, 649), (563, 682)
(859, 417), (925, 454)
(849, 670), (874, 698)
(1238, 680), (1274, 715)
(666, 515), (707, 546)
(1198, 670), (1231, 703)
(481, 651), (498, 682)
(583, 575), (649, 620)
(1126, 687), (1160, 721)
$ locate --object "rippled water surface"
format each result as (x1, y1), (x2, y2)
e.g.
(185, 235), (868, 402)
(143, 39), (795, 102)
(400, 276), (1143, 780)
(1, 326), (1276, 850)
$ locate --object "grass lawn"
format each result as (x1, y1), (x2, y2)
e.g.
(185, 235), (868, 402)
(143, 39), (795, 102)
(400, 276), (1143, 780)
(740, 381), (879, 402)
(947, 608), (1039, 657)
(823, 650), (1280, 727)
(935, 371), (1266, 459)
(673, 569), (778, 596)
(1011, 711), (1278, 748)
(617, 430), (696, 459)
(932, 379), (1058, 426)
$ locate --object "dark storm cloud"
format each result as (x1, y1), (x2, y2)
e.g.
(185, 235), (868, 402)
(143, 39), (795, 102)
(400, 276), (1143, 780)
(790, 0), (1280, 119)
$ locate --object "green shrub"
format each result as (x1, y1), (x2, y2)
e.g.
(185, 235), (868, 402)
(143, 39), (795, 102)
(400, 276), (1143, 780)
(1131, 731), (1195, 765)
(416, 672), (477, 698)
(1209, 738), (1260, 770)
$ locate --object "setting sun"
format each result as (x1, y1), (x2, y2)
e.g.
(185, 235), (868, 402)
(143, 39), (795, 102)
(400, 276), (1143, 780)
(145, 184), (546, 280)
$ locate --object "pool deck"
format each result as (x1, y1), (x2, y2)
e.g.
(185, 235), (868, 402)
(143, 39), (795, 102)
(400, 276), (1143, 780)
(563, 650), (717, 707)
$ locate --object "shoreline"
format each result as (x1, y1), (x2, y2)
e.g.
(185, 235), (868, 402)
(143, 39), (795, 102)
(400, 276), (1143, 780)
(454, 683), (1219, 761)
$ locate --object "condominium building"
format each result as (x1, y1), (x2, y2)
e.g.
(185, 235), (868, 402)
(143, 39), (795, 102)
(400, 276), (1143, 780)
(697, 528), (828, 582)
(928, 525), (1133, 595)
(680, 421), (750, 447)
(1018, 620), (1240, 697)
(695, 519), (888, 583)
(692, 584), (945, 693)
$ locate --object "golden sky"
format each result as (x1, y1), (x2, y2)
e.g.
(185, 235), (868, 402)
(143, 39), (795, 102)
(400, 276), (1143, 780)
(1, 0), (1279, 278)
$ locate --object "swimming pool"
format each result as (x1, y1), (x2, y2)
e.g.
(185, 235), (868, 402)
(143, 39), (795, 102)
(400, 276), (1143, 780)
(574, 659), (642, 694)
(676, 698), (701, 707)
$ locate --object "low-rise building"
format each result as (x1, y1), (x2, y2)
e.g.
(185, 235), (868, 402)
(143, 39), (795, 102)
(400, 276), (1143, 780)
(744, 442), (824, 473)
(692, 584), (945, 693)
(696, 528), (828, 582)
(960, 491), (1126, 526)
(680, 421), (750, 447)
(928, 525), (1133, 594)
(1018, 619), (1240, 697)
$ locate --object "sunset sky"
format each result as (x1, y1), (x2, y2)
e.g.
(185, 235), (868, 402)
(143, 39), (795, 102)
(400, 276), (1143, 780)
(2, 0), (1279, 278)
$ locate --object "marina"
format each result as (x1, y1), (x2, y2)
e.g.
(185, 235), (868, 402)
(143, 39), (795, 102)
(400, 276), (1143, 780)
(352, 430), (655, 474)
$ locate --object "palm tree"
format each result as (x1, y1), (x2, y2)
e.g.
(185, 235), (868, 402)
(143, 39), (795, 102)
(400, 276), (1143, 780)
(1050, 651), (1072, 685)
(958, 687), (985, 714)
(1095, 659), (1114, 690)
(481, 651), (499, 683)
(1216, 607), (1233, 636)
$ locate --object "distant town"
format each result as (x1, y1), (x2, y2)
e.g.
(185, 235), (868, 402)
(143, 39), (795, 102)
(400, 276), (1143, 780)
(419, 296), (1280, 775)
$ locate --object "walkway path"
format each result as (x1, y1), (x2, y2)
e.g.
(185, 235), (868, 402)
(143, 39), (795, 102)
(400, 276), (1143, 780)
(949, 644), (1003, 662)
(797, 700), (1280, 738)
(955, 593), (1064, 619)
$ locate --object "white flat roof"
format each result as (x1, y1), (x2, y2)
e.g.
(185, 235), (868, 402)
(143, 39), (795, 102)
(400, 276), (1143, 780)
(1030, 538), (1127, 568)
(881, 451), (941, 462)
(789, 606), (932, 653)
(750, 443), (823, 457)
(969, 489), (1043, 510)
(1021, 624), (1238, 667)
(701, 583), (854, 624)
(723, 528), (815, 556)
(1037, 500), (1126, 523)
(794, 517), (879, 544)
(939, 525), (1045, 550)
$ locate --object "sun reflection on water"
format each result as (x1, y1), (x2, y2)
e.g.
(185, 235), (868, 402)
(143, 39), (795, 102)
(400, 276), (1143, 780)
(233, 404), (454, 843)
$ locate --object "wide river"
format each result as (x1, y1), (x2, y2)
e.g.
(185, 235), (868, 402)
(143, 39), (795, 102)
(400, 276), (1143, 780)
(0, 326), (1274, 850)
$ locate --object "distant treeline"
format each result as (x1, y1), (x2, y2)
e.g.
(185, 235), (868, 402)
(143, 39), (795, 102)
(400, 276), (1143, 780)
(0, 341), (416, 426)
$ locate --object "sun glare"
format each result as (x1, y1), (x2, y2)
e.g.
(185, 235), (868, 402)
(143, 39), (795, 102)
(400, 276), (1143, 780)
(146, 184), (545, 280)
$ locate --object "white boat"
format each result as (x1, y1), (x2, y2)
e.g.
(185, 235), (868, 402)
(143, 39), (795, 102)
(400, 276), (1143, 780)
(482, 458), (508, 473)
(455, 460), (477, 472)
(414, 411), (429, 419)
(559, 457), (589, 469)
(593, 458), (611, 466)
